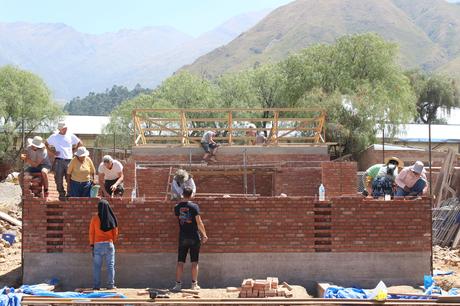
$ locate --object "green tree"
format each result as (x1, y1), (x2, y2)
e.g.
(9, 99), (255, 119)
(281, 34), (416, 155)
(64, 84), (151, 116)
(0, 65), (61, 163)
(406, 70), (460, 124)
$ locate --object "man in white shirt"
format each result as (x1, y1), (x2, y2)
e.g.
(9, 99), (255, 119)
(200, 130), (219, 163)
(98, 155), (124, 197)
(45, 121), (82, 200)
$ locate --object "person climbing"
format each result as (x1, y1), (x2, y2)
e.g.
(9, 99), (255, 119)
(89, 199), (119, 290)
(172, 188), (208, 292)
(201, 130), (219, 163)
(171, 169), (196, 200)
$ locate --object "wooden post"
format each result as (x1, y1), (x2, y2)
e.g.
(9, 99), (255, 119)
(228, 111), (233, 145)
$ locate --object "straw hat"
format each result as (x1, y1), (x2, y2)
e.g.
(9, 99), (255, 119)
(384, 156), (404, 168)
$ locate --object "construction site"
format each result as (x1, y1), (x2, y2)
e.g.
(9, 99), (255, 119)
(3, 108), (460, 305)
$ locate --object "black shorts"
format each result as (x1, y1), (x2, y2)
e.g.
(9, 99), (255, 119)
(200, 142), (218, 153)
(25, 164), (51, 173)
(177, 238), (201, 263)
(104, 179), (124, 196)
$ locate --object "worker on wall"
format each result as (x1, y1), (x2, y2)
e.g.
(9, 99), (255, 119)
(362, 157), (404, 198)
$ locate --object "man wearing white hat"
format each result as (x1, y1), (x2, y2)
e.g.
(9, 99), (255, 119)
(45, 121), (82, 200)
(21, 136), (52, 198)
(395, 161), (428, 197)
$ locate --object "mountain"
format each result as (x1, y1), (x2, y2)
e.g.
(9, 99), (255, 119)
(183, 0), (460, 78)
(0, 10), (269, 100)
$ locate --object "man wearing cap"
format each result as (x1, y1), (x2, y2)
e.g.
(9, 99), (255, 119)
(98, 155), (124, 197)
(45, 121), (82, 200)
(395, 161), (428, 197)
(21, 136), (52, 198)
(67, 146), (95, 197)
(201, 130), (219, 163)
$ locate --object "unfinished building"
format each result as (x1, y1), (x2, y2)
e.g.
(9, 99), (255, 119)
(22, 109), (431, 291)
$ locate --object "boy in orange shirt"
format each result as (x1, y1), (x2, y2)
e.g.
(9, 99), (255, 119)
(89, 199), (118, 290)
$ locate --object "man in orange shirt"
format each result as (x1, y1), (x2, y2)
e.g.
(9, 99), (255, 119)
(89, 199), (118, 290)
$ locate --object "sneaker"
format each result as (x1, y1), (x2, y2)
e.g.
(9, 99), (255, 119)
(107, 286), (117, 290)
(171, 282), (182, 292)
(191, 282), (201, 290)
(92, 288), (100, 291)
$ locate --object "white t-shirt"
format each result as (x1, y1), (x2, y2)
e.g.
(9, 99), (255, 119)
(47, 132), (80, 160)
(98, 160), (123, 180)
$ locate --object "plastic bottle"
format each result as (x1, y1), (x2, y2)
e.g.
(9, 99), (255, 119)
(319, 184), (325, 201)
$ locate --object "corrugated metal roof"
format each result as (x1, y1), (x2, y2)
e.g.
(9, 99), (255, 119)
(377, 124), (460, 143)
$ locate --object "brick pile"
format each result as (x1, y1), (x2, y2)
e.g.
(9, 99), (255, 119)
(239, 278), (293, 298)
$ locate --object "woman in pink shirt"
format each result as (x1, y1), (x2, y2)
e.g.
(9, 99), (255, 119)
(395, 161), (428, 196)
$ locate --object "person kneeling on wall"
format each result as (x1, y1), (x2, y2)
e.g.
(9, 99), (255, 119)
(395, 161), (428, 197)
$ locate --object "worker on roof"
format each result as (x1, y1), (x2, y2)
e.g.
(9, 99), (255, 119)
(395, 161), (428, 197)
(201, 130), (219, 163)
(171, 169), (196, 200)
(362, 157), (404, 198)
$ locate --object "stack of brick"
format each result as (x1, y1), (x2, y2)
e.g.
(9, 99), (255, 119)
(239, 277), (293, 298)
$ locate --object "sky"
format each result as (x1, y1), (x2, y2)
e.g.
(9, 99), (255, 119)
(0, 0), (293, 36)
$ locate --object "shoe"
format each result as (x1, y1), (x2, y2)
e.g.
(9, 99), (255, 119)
(191, 282), (201, 290)
(171, 282), (182, 292)
(107, 286), (117, 290)
(92, 288), (100, 291)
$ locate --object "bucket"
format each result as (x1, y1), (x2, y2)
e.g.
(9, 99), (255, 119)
(2, 232), (16, 245)
(90, 184), (100, 198)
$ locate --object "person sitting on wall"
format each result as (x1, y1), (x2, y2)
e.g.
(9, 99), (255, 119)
(395, 161), (428, 197)
(172, 187), (208, 292)
(66, 147), (96, 197)
(362, 157), (403, 197)
(171, 169), (196, 200)
(201, 130), (219, 163)
(246, 123), (257, 145)
(98, 155), (124, 198)
(89, 199), (118, 290)
(21, 136), (52, 199)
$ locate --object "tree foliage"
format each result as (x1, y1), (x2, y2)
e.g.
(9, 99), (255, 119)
(0, 65), (62, 162)
(107, 33), (417, 156)
(406, 70), (460, 124)
(64, 84), (151, 116)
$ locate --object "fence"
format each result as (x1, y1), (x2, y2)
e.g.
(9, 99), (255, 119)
(132, 108), (326, 146)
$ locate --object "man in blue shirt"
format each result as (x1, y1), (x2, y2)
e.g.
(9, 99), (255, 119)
(173, 188), (208, 291)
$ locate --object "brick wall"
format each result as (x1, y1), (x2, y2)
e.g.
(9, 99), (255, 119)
(322, 162), (358, 197)
(274, 167), (322, 196)
(23, 196), (432, 254)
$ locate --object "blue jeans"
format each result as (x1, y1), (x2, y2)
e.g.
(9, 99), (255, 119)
(93, 242), (115, 289)
(69, 180), (91, 197)
(395, 178), (426, 196)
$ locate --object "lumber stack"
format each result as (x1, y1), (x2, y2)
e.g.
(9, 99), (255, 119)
(239, 277), (293, 298)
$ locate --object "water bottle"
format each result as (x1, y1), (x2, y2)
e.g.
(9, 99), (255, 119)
(319, 184), (325, 201)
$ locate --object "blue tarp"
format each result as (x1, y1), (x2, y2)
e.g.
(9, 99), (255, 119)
(20, 285), (126, 299)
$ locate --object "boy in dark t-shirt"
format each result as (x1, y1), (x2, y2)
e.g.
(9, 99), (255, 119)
(173, 188), (208, 291)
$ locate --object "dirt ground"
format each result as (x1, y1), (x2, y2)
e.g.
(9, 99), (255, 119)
(0, 182), (22, 287)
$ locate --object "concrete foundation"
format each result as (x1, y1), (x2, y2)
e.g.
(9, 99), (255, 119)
(24, 252), (430, 292)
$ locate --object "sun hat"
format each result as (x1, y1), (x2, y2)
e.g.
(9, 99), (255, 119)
(74, 146), (90, 157)
(30, 136), (45, 148)
(57, 121), (67, 130)
(174, 169), (189, 183)
(384, 156), (404, 168)
(410, 161), (424, 174)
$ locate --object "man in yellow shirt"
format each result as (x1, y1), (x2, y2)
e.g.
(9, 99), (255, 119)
(67, 147), (95, 197)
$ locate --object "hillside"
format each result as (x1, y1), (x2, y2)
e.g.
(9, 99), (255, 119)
(183, 0), (460, 78)
(0, 10), (269, 100)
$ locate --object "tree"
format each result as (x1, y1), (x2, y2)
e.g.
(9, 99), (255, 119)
(64, 84), (151, 116)
(280, 33), (416, 155)
(0, 65), (62, 163)
(406, 70), (460, 124)
(99, 94), (175, 149)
